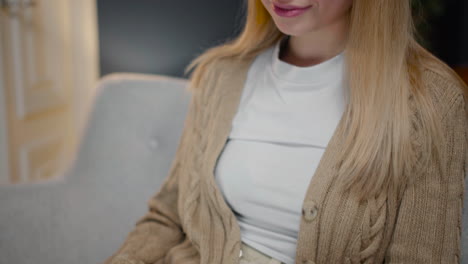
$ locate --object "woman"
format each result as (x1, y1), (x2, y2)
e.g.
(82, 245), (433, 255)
(105, 0), (467, 263)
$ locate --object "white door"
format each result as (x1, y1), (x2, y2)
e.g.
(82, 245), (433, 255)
(0, 0), (98, 184)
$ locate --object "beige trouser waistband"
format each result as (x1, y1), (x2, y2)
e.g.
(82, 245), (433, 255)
(239, 242), (286, 264)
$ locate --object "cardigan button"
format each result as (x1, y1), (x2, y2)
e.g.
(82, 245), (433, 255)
(302, 200), (319, 222)
(302, 260), (315, 264)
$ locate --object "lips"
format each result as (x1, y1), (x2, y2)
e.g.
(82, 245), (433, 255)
(272, 2), (312, 10)
(272, 2), (312, 17)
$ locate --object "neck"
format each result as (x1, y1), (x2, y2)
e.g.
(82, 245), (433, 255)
(280, 15), (350, 67)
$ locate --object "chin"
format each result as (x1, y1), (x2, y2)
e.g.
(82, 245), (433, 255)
(274, 21), (316, 37)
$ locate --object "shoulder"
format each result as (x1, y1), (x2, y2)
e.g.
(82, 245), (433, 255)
(186, 56), (251, 112)
(420, 68), (467, 167)
(420, 68), (467, 121)
(192, 58), (237, 94)
(194, 56), (255, 97)
(406, 68), (467, 187)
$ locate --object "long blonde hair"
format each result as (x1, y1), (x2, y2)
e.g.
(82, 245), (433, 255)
(184, 0), (467, 202)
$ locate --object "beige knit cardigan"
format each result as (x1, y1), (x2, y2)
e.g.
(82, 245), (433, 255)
(104, 56), (467, 264)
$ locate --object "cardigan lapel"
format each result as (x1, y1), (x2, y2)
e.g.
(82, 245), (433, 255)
(201, 56), (349, 263)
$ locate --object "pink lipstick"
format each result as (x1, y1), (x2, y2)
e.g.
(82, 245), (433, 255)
(272, 2), (312, 18)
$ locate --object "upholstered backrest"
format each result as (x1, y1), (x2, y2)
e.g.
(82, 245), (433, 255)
(0, 73), (191, 264)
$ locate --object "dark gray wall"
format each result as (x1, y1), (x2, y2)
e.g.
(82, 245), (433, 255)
(97, 0), (468, 78)
(430, 0), (468, 67)
(97, 0), (244, 78)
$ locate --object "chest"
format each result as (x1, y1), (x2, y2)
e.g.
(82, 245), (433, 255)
(176, 60), (399, 264)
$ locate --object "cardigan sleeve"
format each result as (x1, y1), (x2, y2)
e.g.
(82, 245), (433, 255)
(102, 85), (202, 264)
(384, 94), (467, 263)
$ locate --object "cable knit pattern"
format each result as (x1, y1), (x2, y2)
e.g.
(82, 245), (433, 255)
(104, 57), (467, 264)
(359, 192), (388, 263)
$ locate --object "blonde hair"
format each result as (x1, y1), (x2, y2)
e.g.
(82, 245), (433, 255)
(184, 0), (467, 202)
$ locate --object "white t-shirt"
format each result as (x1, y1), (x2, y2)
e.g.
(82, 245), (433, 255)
(214, 36), (348, 264)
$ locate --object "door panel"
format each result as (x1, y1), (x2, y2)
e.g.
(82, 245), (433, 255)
(0, 0), (98, 183)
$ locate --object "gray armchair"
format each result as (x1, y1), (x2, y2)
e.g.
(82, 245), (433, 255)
(0, 73), (191, 264)
(0, 73), (467, 263)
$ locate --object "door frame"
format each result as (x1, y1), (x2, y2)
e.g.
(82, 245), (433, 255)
(0, 26), (10, 184)
(69, 0), (99, 158)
